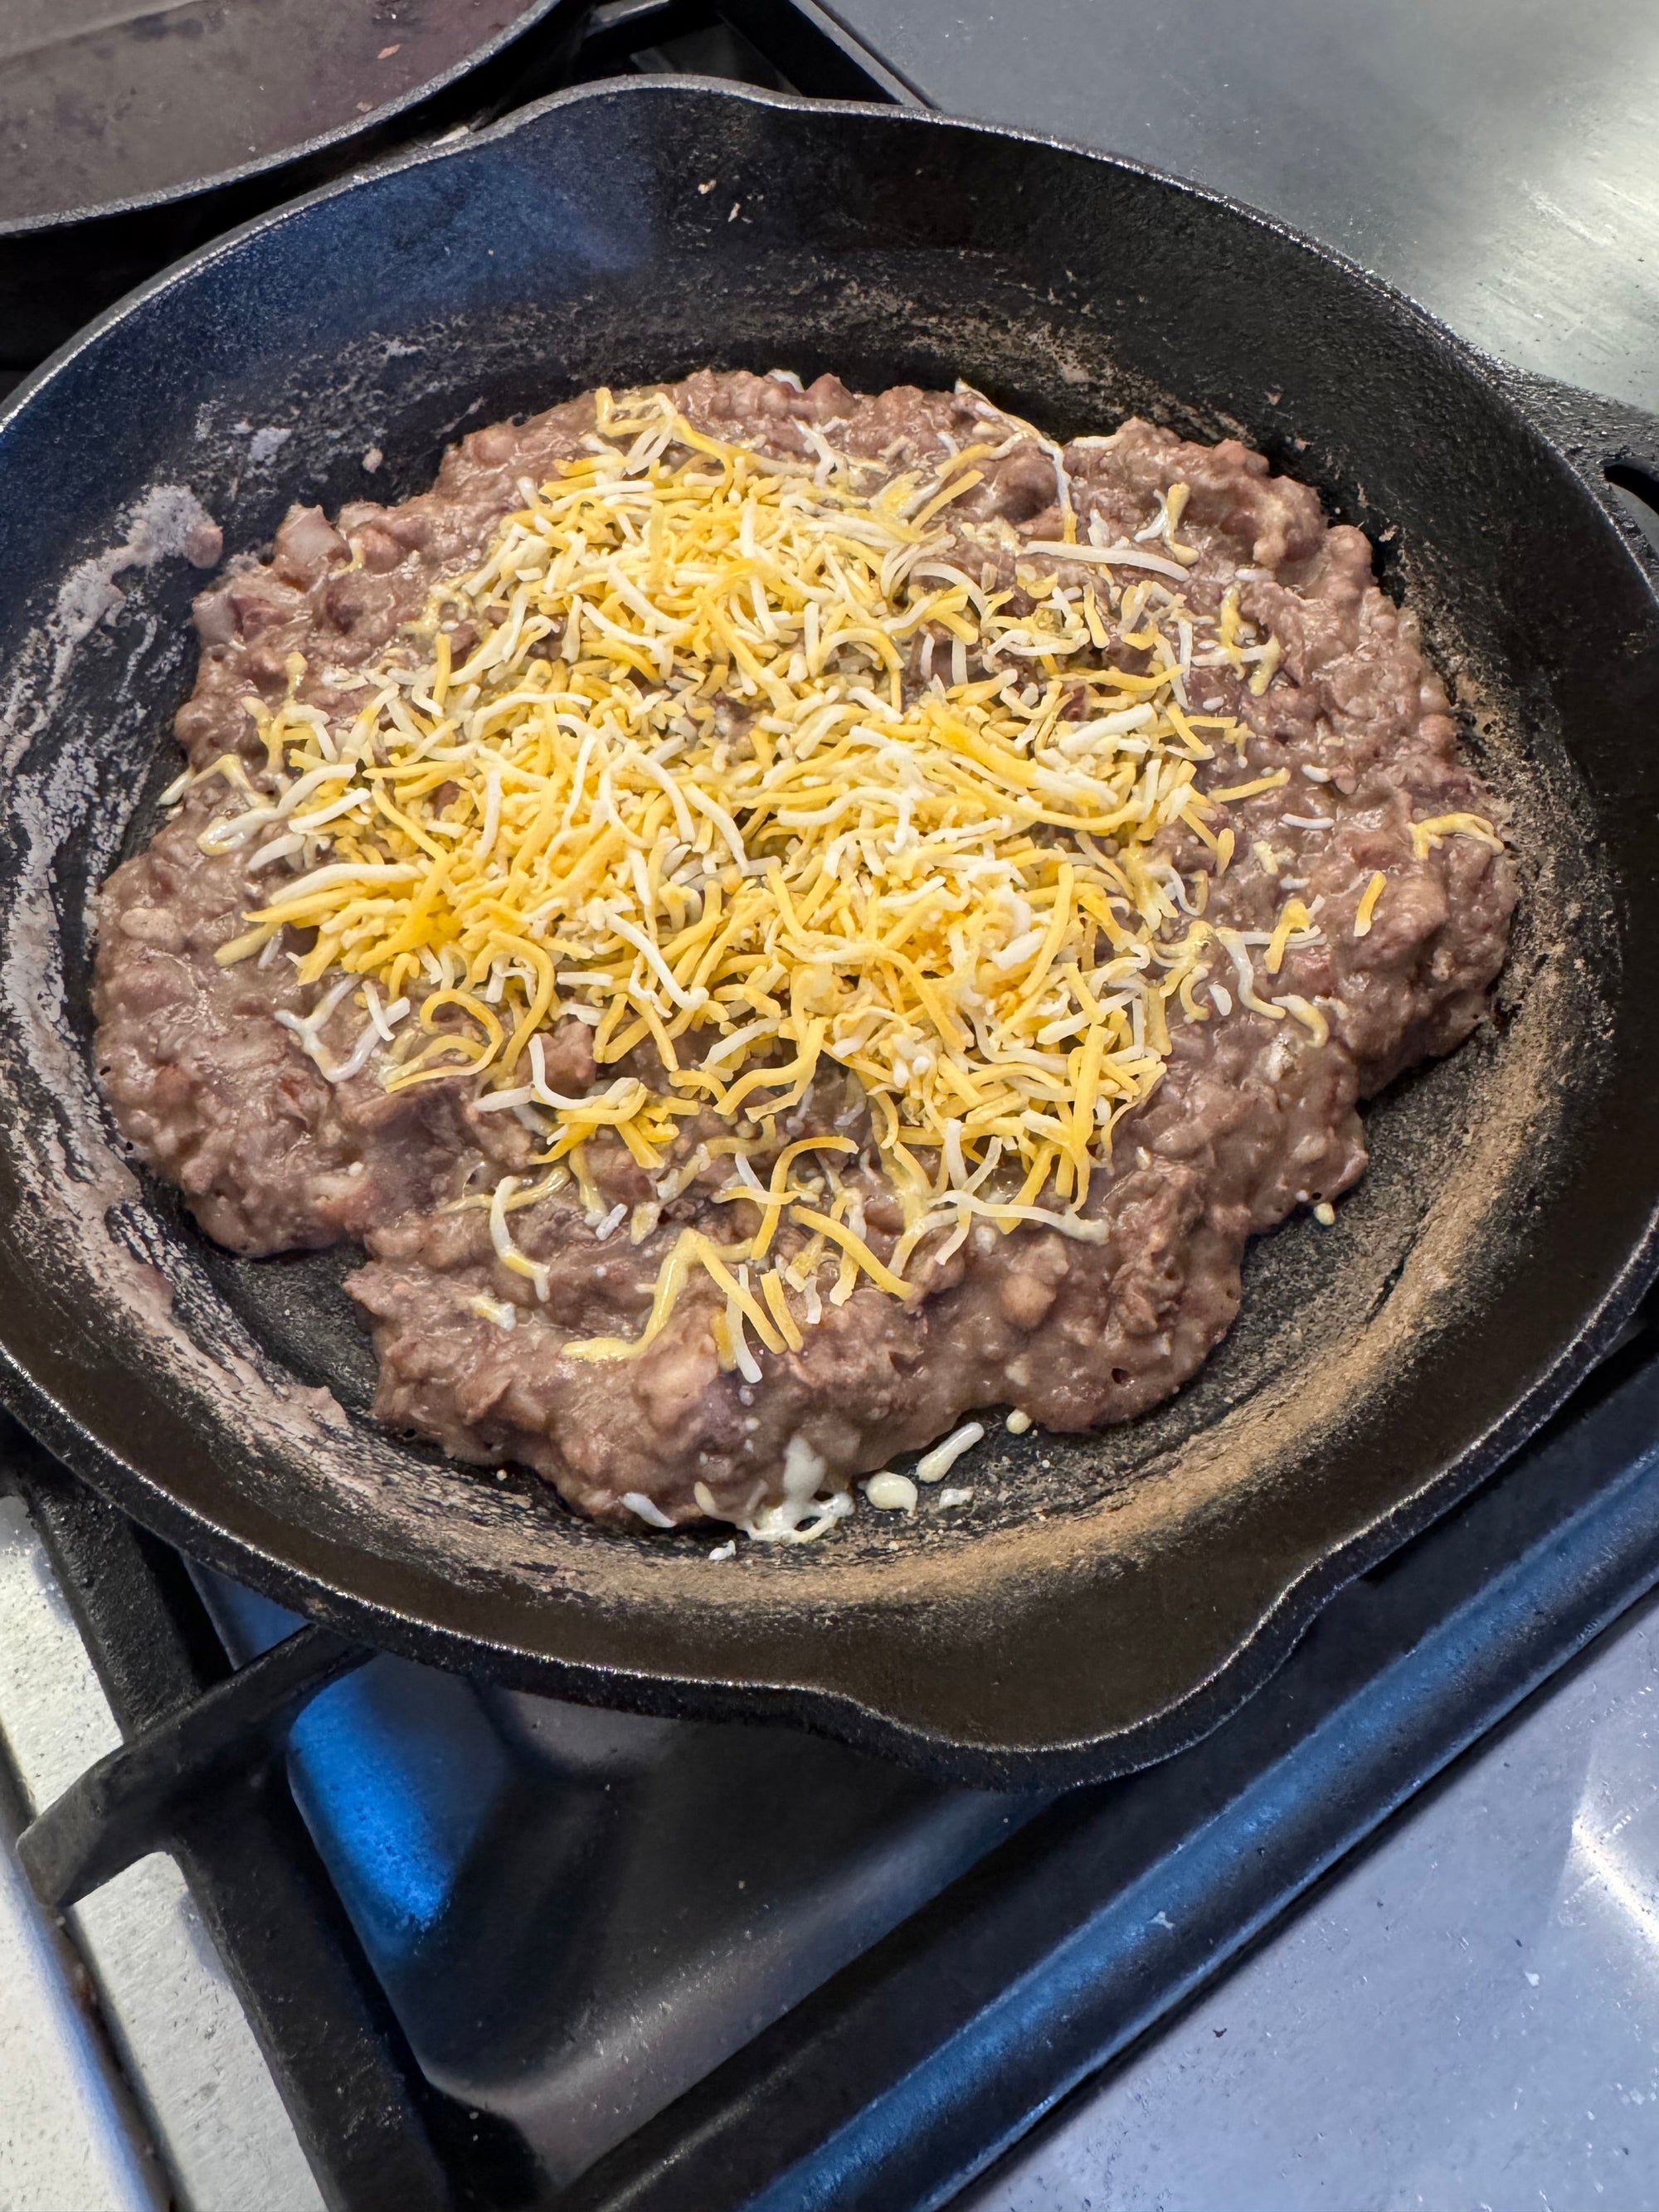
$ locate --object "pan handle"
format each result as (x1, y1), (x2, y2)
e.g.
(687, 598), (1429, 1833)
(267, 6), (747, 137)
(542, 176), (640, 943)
(1486, 360), (1659, 552)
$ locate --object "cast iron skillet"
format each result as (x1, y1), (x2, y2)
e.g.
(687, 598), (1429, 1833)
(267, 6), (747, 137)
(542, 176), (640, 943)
(0, 0), (592, 376)
(1, 78), (1657, 1789)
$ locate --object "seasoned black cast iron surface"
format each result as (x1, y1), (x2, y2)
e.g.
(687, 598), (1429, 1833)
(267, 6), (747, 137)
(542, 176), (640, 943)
(0, 80), (1656, 1784)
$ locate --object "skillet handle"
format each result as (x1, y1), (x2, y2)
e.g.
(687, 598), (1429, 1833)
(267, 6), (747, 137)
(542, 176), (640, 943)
(1486, 361), (1659, 545)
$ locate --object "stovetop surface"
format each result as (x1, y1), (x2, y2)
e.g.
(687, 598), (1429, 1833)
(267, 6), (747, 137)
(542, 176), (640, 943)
(963, 1573), (1659, 2212)
(827, 0), (1659, 419)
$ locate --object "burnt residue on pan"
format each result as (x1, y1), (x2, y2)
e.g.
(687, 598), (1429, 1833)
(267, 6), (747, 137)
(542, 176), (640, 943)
(0, 81), (1652, 1784)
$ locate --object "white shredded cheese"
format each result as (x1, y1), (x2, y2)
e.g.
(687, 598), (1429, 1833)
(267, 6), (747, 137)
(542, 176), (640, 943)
(623, 1491), (675, 1529)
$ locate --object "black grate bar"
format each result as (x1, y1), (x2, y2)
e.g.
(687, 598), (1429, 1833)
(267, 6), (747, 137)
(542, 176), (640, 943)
(17, 1622), (369, 1911)
(719, 0), (926, 104)
(574, 0), (923, 102)
(7, 1437), (462, 2212)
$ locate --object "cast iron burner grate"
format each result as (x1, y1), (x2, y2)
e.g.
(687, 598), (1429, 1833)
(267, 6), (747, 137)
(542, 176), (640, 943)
(10, 7), (1659, 2210)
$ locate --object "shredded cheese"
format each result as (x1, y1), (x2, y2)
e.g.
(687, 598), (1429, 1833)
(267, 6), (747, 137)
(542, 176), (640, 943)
(190, 382), (1479, 1378)
(1409, 811), (1503, 860)
(1354, 870), (1387, 937)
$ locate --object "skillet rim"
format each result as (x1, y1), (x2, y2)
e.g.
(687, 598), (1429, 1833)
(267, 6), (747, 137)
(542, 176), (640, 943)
(2, 73), (1658, 1787)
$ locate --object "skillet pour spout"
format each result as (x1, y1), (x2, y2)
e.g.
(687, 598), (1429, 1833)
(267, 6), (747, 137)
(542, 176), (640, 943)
(0, 79), (1657, 1787)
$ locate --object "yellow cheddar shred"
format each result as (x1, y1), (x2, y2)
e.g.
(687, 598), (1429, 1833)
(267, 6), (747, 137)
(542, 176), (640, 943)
(1354, 870), (1388, 937)
(1409, 812), (1504, 860)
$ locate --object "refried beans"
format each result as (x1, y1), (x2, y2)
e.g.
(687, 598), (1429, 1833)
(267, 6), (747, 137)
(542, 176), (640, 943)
(91, 370), (1516, 1539)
